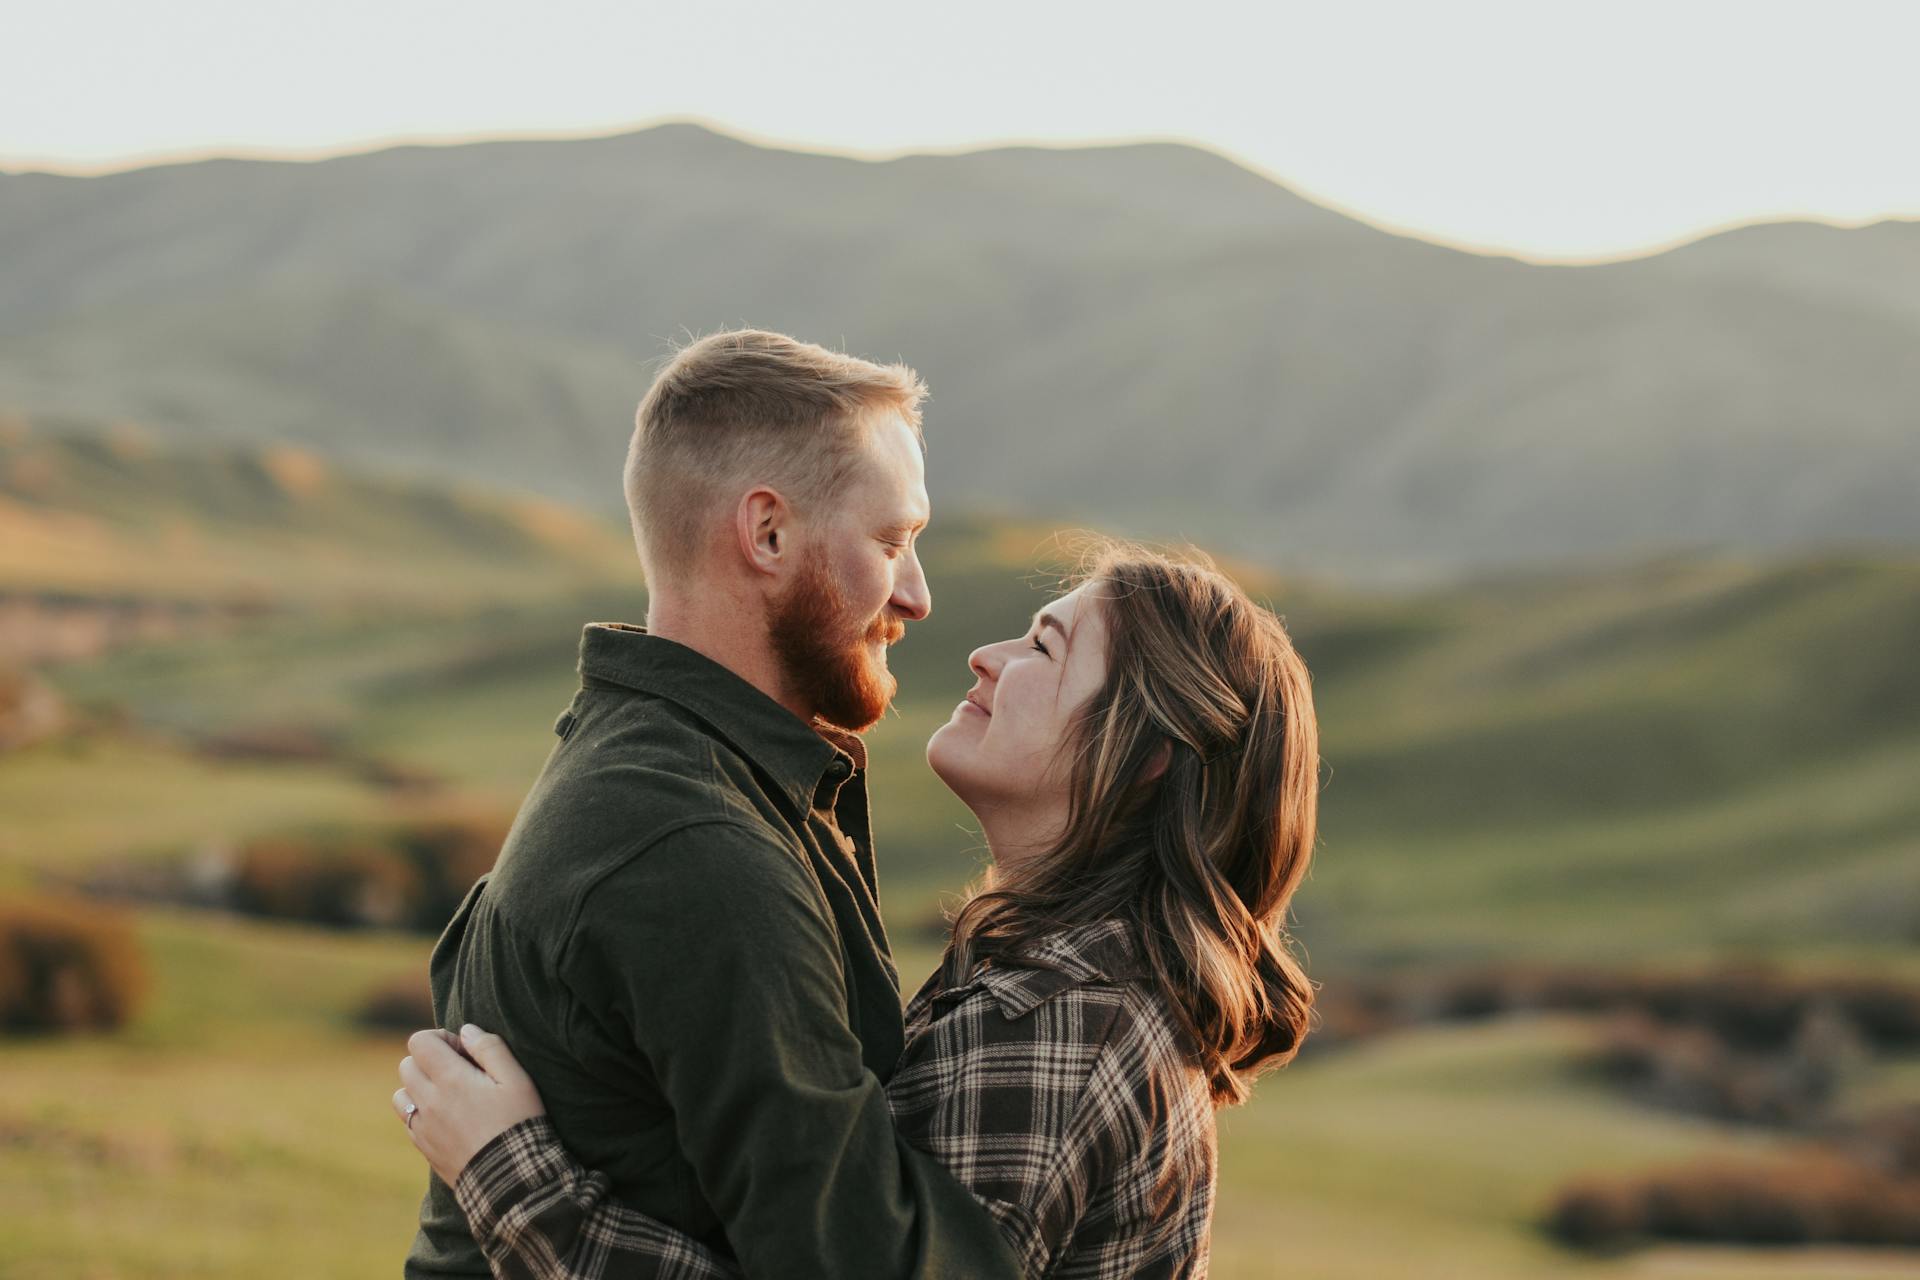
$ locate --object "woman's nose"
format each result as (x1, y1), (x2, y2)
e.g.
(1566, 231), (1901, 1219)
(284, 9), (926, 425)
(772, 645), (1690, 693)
(968, 643), (1001, 680)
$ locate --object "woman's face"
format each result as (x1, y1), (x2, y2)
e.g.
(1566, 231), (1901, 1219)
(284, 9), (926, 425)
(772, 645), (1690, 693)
(926, 582), (1111, 813)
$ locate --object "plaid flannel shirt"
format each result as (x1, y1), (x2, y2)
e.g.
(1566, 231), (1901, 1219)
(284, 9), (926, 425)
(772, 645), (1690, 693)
(455, 919), (1217, 1279)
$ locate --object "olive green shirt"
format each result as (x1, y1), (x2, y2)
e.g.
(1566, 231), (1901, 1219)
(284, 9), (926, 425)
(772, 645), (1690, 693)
(404, 624), (1020, 1279)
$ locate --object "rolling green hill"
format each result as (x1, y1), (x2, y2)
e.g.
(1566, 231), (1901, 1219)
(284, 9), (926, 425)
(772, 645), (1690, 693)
(3, 440), (1915, 1279)
(1286, 556), (1920, 967)
(0, 420), (637, 604)
(4, 124), (1917, 579)
(9, 434), (1914, 969)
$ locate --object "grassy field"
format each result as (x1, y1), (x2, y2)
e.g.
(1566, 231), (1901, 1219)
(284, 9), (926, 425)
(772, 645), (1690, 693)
(4, 910), (1914, 1278)
(3, 436), (1916, 1276)
(33, 541), (1917, 969)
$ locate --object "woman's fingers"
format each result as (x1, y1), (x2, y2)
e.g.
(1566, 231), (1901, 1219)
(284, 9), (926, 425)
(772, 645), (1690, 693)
(398, 1053), (434, 1104)
(387, 1027), (546, 1187)
(391, 1086), (415, 1125)
(458, 1024), (533, 1089)
(410, 1027), (487, 1086)
(406, 1028), (462, 1080)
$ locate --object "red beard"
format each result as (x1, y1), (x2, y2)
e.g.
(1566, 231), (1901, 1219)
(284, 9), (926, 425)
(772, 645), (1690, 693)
(768, 549), (904, 732)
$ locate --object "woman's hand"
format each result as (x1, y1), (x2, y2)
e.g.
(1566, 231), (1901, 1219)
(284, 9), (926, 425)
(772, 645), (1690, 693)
(392, 1023), (545, 1188)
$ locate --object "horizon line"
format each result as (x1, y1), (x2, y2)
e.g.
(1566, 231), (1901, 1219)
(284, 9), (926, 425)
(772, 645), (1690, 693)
(2, 114), (1913, 268)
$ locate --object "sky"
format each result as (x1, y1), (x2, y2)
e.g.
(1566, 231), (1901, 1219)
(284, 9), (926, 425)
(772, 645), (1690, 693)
(5, 0), (1917, 261)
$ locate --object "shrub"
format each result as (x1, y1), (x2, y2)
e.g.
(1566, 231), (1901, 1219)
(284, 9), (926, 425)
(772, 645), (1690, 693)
(1324, 962), (1920, 1056)
(1298, 982), (1401, 1054)
(1829, 977), (1920, 1050)
(1547, 1154), (1920, 1249)
(0, 894), (149, 1034)
(223, 812), (511, 933)
(1582, 1005), (1864, 1128)
(1544, 1179), (1640, 1251)
(1633, 966), (1820, 1051)
(1830, 1102), (1920, 1179)
(0, 666), (69, 752)
(356, 970), (436, 1032)
(353, 756), (443, 793)
(193, 724), (344, 764)
(396, 815), (512, 929)
(231, 836), (424, 930)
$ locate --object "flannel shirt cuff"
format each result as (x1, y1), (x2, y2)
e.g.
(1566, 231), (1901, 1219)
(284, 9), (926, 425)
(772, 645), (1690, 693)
(453, 1116), (744, 1280)
(454, 1116), (594, 1254)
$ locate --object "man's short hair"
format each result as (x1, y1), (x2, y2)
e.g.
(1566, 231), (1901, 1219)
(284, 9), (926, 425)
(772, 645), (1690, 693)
(623, 329), (927, 581)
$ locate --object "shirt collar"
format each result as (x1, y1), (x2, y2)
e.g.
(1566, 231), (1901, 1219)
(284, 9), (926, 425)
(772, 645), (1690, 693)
(939, 919), (1150, 1020)
(576, 623), (862, 821)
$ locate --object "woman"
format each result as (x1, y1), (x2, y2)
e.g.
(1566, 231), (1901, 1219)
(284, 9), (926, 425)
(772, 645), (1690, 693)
(394, 544), (1320, 1278)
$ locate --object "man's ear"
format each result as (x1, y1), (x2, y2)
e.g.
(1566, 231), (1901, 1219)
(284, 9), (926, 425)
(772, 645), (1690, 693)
(735, 487), (791, 577)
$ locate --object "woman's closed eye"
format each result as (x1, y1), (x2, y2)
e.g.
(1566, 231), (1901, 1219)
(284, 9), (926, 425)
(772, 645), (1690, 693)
(1031, 637), (1051, 657)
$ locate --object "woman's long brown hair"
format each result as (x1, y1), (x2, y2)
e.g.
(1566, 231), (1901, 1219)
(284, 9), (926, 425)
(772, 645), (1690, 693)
(945, 543), (1321, 1106)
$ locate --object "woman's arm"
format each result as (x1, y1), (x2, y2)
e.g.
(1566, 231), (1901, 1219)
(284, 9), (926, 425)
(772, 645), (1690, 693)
(394, 979), (1136, 1280)
(395, 1025), (740, 1280)
(455, 1116), (739, 1280)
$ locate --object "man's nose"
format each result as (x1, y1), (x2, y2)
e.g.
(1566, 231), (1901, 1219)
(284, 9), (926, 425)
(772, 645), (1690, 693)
(891, 547), (932, 622)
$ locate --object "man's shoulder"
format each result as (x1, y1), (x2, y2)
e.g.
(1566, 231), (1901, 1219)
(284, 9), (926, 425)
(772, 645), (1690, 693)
(481, 688), (814, 948)
(579, 817), (818, 920)
(548, 816), (837, 1004)
(561, 687), (777, 805)
(506, 691), (798, 864)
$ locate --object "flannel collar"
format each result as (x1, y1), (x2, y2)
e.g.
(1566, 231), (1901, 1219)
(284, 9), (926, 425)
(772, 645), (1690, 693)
(940, 918), (1150, 1020)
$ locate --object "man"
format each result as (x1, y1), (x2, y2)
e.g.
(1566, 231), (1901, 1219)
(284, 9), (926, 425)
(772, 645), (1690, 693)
(403, 330), (1022, 1278)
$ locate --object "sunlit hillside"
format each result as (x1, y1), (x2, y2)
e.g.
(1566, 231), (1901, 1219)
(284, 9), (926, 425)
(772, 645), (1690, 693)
(10, 434), (1916, 959)
(0, 420), (636, 604)
(2, 439), (1915, 1278)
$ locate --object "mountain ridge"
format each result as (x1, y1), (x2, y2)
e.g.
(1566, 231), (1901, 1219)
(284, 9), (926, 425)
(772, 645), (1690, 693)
(4, 121), (1915, 580)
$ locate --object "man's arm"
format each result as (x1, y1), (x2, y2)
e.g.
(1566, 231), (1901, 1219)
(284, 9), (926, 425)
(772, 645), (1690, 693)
(558, 821), (1022, 1280)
